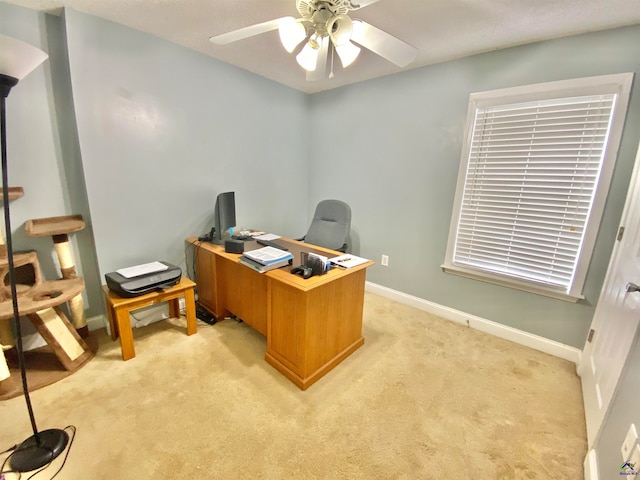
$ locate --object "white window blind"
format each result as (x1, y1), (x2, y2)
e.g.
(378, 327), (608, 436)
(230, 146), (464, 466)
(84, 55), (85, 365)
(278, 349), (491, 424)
(444, 74), (633, 301)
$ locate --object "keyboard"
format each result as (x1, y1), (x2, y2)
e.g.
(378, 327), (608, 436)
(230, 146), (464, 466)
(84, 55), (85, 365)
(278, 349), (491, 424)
(256, 239), (288, 251)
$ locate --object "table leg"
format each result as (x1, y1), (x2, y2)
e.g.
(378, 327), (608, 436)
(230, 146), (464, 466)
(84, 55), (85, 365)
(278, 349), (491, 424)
(184, 288), (197, 336)
(168, 297), (180, 319)
(115, 308), (135, 360)
(106, 303), (118, 341)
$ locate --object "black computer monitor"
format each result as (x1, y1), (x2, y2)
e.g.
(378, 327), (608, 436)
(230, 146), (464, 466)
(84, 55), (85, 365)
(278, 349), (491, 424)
(212, 191), (236, 244)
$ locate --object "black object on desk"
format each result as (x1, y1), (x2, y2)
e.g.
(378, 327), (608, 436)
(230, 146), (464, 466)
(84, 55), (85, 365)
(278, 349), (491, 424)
(225, 239), (244, 253)
(291, 265), (313, 279)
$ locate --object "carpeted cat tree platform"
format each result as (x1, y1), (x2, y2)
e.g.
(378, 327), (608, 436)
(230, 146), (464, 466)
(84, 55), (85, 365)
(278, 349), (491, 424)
(0, 194), (96, 400)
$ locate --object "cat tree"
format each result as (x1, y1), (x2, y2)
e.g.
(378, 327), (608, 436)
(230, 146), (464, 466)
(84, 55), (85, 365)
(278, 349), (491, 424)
(0, 188), (94, 400)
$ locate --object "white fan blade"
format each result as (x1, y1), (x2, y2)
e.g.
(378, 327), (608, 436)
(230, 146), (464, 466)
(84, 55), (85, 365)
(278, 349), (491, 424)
(349, 0), (382, 9)
(351, 20), (417, 67)
(306, 37), (329, 81)
(209, 18), (286, 45)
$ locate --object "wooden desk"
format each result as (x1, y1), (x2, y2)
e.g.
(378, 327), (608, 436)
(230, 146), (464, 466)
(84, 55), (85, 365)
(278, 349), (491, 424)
(102, 277), (197, 360)
(189, 237), (374, 390)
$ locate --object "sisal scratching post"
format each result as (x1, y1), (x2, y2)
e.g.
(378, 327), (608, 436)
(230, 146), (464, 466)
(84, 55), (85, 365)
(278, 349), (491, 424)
(0, 321), (14, 349)
(25, 215), (88, 337)
(53, 234), (87, 336)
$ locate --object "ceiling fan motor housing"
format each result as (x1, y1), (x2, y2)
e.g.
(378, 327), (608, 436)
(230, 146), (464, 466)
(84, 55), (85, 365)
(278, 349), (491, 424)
(296, 0), (351, 19)
(297, 0), (356, 47)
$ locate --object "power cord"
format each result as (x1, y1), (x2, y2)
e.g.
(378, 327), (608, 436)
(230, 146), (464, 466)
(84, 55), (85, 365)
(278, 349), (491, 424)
(1, 425), (77, 480)
(197, 227), (215, 242)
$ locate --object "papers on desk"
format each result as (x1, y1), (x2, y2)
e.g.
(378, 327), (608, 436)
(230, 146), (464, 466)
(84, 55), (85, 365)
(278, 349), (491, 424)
(243, 246), (293, 266)
(239, 256), (290, 273)
(329, 254), (370, 268)
(253, 233), (281, 241)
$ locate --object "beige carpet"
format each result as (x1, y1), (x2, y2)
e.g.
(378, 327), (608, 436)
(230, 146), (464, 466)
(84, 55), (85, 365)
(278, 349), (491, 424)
(0, 293), (586, 479)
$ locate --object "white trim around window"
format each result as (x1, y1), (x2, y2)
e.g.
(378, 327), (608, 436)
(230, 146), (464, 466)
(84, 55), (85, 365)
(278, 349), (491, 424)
(443, 73), (634, 302)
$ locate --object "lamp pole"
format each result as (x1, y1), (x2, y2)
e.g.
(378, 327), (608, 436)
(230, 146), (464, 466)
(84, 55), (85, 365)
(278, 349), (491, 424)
(0, 35), (69, 473)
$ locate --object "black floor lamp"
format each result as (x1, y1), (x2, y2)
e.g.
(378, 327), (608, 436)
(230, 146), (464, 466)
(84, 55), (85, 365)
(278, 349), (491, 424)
(0, 33), (69, 473)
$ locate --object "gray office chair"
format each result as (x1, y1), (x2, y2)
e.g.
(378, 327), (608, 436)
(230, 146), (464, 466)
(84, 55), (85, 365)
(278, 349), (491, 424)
(299, 200), (352, 252)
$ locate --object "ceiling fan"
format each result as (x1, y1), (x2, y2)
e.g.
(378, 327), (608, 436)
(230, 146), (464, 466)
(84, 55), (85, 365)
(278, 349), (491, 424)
(209, 0), (418, 81)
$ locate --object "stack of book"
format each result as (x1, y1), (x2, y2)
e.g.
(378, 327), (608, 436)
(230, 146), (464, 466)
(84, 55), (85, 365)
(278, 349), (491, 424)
(239, 246), (294, 273)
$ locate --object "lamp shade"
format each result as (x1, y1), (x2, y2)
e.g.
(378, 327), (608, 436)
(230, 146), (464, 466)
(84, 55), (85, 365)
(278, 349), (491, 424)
(296, 41), (319, 72)
(328, 14), (353, 46)
(278, 17), (306, 53)
(0, 34), (48, 80)
(335, 41), (361, 68)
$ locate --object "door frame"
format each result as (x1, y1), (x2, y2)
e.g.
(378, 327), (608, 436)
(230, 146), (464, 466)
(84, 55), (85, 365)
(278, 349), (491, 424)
(578, 136), (640, 451)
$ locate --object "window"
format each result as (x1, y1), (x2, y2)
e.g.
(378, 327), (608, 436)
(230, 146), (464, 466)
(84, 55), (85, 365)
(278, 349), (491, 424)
(443, 73), (633, 302)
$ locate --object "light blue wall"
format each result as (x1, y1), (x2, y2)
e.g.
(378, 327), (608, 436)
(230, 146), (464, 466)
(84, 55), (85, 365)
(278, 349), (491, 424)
(3, 2), (639, 349)
(0, 3), (102, 316)
(309, 25), (640, 348)
(62, 9), (310, 277)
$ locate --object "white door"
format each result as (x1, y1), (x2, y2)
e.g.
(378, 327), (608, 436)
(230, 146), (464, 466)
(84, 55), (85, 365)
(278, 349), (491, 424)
(579, 139), (640, 446)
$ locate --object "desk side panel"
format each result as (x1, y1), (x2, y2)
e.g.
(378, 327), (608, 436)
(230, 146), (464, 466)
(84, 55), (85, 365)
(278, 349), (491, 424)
(195, 244), (219, 317)
(268, 281), (305, 375)
(304, 269), (366, 374)
(267, 269), (366, 386)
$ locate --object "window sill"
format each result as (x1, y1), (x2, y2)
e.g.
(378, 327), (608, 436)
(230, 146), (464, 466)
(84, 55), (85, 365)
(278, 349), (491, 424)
(441, 264), (584, 303)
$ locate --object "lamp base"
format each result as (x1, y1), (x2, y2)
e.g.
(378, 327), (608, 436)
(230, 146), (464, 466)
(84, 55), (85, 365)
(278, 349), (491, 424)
(10, 428), (69, 472)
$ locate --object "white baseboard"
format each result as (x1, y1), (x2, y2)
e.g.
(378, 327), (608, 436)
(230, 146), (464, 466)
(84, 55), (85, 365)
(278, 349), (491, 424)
(583, 449), (598, 480)
(87, 314), (107, 332)
(365, 281), (582, 364)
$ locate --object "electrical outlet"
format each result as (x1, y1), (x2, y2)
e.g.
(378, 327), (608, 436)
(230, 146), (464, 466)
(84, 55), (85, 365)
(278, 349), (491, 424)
(622, 424), (638, 460)
(381, 255), (389, 267)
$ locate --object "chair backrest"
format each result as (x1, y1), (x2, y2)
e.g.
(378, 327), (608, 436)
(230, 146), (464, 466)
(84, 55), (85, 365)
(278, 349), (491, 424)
(304, 200), (352, 252)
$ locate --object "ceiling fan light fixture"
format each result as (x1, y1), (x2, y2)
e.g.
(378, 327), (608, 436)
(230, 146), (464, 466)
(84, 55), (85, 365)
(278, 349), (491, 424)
(209, 0), (419, 81)
(351, 19), (364, 39)
(278, 17), (307, 53)
(335, 40), (360, 68)
(328, 14), (353, 46)
(296, 41), (319, 71)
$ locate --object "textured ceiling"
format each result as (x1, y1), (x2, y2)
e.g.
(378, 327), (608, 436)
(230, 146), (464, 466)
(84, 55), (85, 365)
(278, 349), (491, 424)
(5, 0), (640, 93)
